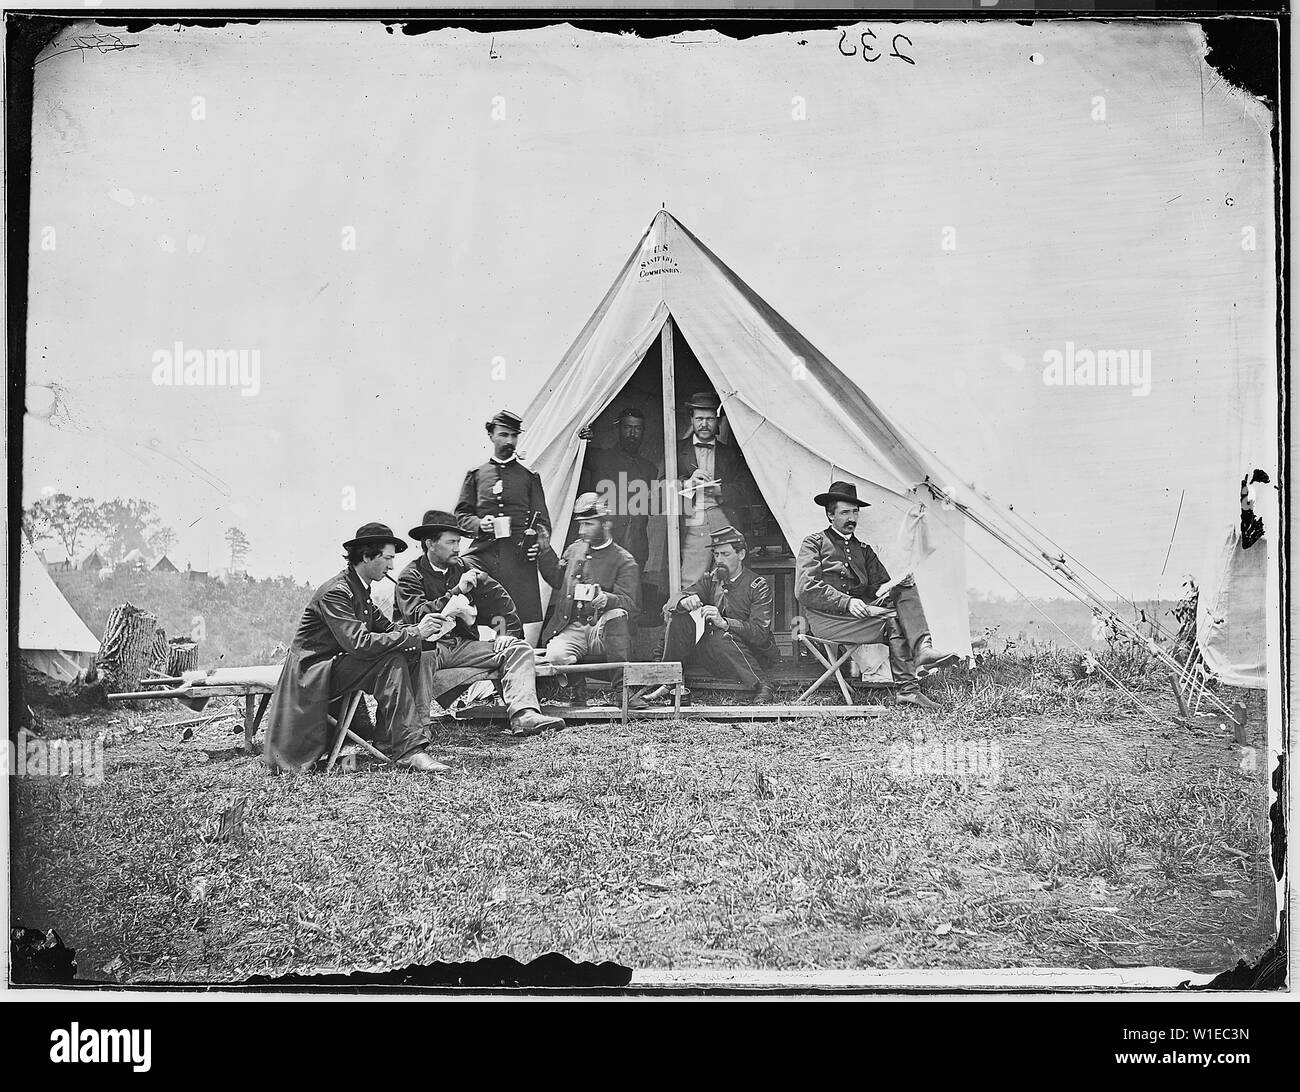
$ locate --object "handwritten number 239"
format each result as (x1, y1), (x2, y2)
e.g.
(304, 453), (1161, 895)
(838, 29), (916, 65)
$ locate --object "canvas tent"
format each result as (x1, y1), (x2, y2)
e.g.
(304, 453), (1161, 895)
(521, 210), (972, 656)
(19, 533), (100, 681)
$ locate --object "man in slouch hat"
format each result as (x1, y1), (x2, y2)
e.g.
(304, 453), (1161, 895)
(264, 522), (449, 773)
(396, 509), (563, 737)
(795, 482), (958, 710)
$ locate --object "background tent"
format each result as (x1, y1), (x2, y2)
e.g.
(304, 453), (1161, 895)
(522, 210), (971, 656)
(19, 533), (100, 681)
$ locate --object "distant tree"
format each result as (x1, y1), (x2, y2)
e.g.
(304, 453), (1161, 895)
(150, 525), (178, 558)
(97, 498), (162, 563)
(225, 526), (251, 571)
(25, 493), (103, 558)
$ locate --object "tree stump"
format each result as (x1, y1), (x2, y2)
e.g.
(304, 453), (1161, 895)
(96, 603), (159, 692)
(147, 626), (170, 677)
(167, 638), (199, 676)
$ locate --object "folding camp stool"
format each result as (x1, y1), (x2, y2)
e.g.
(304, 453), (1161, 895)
(794, 633), (859, 705)
(324, 691), (394, 773)
(622, 661), (684, 721)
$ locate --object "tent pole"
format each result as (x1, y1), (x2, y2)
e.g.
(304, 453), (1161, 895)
(661, 316), (681, 596)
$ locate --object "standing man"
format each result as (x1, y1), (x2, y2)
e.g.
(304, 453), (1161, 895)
(538, 493), (641, 705)
(264, 522), (449, 773)
(676, 391), (758, 585)
(578, 406), (659, 575)
(795, 482), (958, 710)
(635, 526), (779, 707)
(395, 510), (563, 737)
(456, 409), (552, 644)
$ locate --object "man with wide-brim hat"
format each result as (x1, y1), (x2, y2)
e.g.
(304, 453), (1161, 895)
(535, 492), (641, 706)
(395, 509), (563, 737)
(263, 522), (451, 773)
(676, 390), (760, 586)
(635, 524), (780, 709)
(796, 482), (958, 711)
(455, 409), (553, 643)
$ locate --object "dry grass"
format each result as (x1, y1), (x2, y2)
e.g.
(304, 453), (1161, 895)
(11, 656), (1275, 984)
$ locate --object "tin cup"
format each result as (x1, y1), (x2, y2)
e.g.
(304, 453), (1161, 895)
(493, 515), (512, 540)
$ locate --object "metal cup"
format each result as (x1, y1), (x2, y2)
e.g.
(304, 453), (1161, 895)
(493, 515), (512, 539)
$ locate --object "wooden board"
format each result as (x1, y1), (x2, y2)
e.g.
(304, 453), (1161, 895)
(452, 703), (887, 722)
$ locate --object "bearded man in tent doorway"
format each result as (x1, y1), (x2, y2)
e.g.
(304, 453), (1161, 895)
(796, 482), (960, 710)
(677, 391), (760, 586)
(455, 410), (552, 645)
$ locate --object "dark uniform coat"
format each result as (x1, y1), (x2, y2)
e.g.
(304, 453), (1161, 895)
(671, 564), (780, 664)
(662, 563), (779, 688)
(455, 456), (552, 623)
(578, 446), (659, 570)
(538, 539), (640, 648)
(794, 527), (891, 615)
(394, 552), (522, 640)
(264, 568), (423, 772)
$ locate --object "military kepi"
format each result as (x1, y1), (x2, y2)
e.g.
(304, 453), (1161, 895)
(485, 409), (526, 433)
(408, 509), (461, 541)
(814, 480), (870, 508)
(571, 492), (611, 520)
(709, 525), (747, 550)
(343, 522), (408, 552)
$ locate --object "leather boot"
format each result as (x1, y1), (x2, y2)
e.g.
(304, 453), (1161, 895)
(914, 636), (960, 672)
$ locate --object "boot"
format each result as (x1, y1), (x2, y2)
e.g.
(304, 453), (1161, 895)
(914, 636), (960, 672)
(625, 689), (651, 711)
(753, 683), (775, 704)
(897, 690), (941, 711)
(509, 708), (565, 736)
(568, 677), (588, 708)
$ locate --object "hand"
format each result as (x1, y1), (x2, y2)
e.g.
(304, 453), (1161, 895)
(494, 634), (515, 654)
(416, 614), (447, 640)
(848, 598), (871, 619)
(700, 604), (720, 623)
(526, 526), (550, 561)
(678, 593), (703, 612)
(479, 515), (494, 536)
(590, 591), (610, 613)
(456, 569), (481, 594)
(577, 424), (594, 441)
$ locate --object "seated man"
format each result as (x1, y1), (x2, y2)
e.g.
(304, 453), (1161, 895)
(537, 493), (641, 706)
(634, 526), (779, 708)
(395, 509), (564, 738)
(795, 482), (958, 711)
(263, 522), (448, 774)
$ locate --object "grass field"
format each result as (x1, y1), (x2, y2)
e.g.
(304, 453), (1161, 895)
(11, 653), (1275, 985)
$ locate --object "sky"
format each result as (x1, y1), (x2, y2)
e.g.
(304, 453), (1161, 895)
(22, 18), (1278, 599)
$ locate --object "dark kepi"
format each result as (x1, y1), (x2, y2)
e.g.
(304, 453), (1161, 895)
(485, 409), (526, 433)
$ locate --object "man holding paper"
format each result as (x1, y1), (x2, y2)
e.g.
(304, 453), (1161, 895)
(396, 509), (564, 737)
(676, 391), (759, 585)
(795, 482), (958, 710)
(635, 526), (779, 707)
